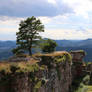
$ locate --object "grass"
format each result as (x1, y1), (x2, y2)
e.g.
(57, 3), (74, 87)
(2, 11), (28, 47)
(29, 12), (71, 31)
(83, 86), (92, 92)
(33, 51), (72, 63)
(33, 51), (69, 56)
(0, 58), (44, 89)
(72, 74), (91, 92)
(0, 58), (39, 74)
(72, 74), (92, 92)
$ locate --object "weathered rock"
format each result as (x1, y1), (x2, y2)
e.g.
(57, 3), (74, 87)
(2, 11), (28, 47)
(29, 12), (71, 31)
(0, 51), (72, 92)
(0, 73), (30, 92)
(70, 50), (86, 78)
(36, 51), (72, 92)
(70, 50), (85, 62)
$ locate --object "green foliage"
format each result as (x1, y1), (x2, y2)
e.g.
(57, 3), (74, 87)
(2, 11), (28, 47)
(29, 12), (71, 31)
(0, 61), (45, 91)
(10, 63), (20, 73)
(54, 53), (72, 80)
(0, 61), (40, 74)
(72, 74), (90, 92)
(34, 80), (42, 90)
(0, 65), (11, 74)
(12, 47), (24, 55)
(54, 53), (72, 64)
(83, 75), (90, 85)
(12, 16), (44, 55)
(54, 55), (66, 64)
(85, 86), (92, 92)
(41, 39), (57, 53)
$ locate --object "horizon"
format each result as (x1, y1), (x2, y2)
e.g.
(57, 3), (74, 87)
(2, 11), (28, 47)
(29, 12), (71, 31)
(0, 0), (92, 40)
(0, 38), (92, 41)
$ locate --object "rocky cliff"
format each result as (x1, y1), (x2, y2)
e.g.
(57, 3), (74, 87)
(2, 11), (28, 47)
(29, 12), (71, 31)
(0, 51), (72, 92)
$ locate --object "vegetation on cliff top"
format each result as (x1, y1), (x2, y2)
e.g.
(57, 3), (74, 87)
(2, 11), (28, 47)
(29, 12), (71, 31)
(40, 39), (57, 53)
(33, 51), (72, 63)
(0, 51), (72, 75)
(0, 59), (39, 74)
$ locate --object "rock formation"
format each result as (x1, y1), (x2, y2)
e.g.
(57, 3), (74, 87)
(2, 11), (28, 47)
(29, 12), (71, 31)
(70, 50), (86, 78)
(0, 51), (72, 92)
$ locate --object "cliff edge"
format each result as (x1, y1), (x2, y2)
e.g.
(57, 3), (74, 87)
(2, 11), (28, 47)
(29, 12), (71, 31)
(0, 51), (72, 92)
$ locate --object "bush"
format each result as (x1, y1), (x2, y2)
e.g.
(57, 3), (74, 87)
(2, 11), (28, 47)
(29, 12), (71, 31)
(41, 39), (57, 53)
(83, 75), (90, 85)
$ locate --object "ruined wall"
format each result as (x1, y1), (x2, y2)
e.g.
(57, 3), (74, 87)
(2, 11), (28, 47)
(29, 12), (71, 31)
(0, 51), (72, 92)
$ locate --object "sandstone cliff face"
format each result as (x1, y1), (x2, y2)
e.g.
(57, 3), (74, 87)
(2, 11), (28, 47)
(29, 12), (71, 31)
(70, 50), (86, 78)
(0, 51), (72, 92)
(0, 73), (30, 92)
(37, 52), (72, 92)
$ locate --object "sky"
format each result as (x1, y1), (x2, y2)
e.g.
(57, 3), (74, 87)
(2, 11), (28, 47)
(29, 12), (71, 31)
(0, 0), (92, 40)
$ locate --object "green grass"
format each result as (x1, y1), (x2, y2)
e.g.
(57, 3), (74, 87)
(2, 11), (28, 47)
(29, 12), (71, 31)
(72, 74), (92, 92)
(72, 74), (91, 92)
(83, 86), (92, 92)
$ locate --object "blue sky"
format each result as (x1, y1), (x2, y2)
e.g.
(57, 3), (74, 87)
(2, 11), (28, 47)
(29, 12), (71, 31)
(0, 0), (92, 40)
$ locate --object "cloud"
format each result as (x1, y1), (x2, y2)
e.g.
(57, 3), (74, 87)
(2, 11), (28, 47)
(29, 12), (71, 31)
(0, 16), (24, 27)
(0, 0), (73, 17)
(0, 0), (92, 40)
(38, 16), (52, 24)
(0, 27), (17, 40)
(40, 28), (92, 40)
(1, 27), (92, 40)
(76, 27), (87, 32)
(47, 0), (56, 5)
(0, 16), (20, 40)
(38, 14), (92, 31)
(0, 15), (92, 40)
(63, 0), (92, 18)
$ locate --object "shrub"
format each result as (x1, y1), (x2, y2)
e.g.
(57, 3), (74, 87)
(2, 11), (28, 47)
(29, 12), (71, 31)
(41, 39), (57, 53)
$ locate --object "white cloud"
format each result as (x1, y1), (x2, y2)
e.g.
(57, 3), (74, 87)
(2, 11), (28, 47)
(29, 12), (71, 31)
(40, 28), (92, 40)
(0, 28), (18, 33)
(0, 27), (17, 40)
(1, 27), (92, 40)
(38, 16), (52, 24)
(0, 16), (21, 40)
(0, 12), (92, 40)
(48, 0), (56, 5)
(63, 0), (92, 18)
(0, 16), (24, 27)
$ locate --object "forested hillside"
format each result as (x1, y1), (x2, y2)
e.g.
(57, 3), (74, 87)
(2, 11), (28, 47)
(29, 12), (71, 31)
(0, 39), (92, 61)
(0, 41), (16, 60)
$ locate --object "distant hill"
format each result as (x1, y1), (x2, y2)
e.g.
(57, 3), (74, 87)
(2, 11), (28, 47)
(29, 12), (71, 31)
(55, 39), (92, 61)
(55, 39), (92, 48)
(0, 41), (16, 60)
(0, 39), (92, 61)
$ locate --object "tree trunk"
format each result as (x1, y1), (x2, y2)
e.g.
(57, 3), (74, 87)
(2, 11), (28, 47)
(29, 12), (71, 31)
(29, 47), (32, 56)
(28, 39), (32, 56)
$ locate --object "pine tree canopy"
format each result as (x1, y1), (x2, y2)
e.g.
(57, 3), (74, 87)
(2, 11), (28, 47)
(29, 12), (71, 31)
(12, 16), (44, 55)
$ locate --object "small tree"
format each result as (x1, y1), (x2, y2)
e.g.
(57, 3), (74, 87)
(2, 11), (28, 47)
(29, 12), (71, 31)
(41, 39), (57, 53)
(12, 16), (44, 55)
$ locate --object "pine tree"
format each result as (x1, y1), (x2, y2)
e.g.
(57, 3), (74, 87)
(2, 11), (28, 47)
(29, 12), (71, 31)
(12, 16), (44, 55)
